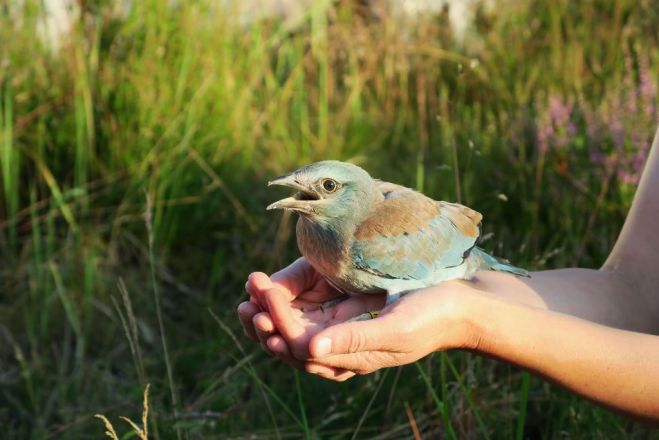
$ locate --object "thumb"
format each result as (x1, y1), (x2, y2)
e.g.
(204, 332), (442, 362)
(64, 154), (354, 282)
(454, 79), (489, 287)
(309, 317), (393, 359)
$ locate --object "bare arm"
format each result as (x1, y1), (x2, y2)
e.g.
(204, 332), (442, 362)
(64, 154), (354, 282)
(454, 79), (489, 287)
(461, 288), (659, 422)
(440, 128), (659, 418)
(294, 272), (659, 420)
(469, 267), (659, 334)
(469, 127), (659, 334)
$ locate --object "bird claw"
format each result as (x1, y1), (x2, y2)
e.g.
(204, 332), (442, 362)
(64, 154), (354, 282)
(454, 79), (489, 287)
(320, 294), (350, 312)
(345, 310), (379, 322)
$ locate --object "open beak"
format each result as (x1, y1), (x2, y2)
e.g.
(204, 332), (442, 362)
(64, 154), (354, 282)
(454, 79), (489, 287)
(266, 174), (320, 212)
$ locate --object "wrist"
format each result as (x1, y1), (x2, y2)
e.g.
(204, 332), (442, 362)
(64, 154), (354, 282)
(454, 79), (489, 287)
(455, 286), (488, 351)
(429, 281), (488, 352)
(456, 285), (527, 355)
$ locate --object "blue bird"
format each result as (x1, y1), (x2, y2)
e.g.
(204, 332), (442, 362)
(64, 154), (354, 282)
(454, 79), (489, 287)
(267, 161), (528, 315)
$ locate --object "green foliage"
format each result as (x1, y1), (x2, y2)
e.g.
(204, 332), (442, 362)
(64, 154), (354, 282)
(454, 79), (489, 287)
(0, 0), (657, 437)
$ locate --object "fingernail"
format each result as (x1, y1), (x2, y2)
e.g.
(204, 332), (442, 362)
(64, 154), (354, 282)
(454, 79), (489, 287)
(266, 338), (278, 352)
(314, 338), (332, 357)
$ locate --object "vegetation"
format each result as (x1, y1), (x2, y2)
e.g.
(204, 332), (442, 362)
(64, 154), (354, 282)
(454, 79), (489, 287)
(0, 0), (657, 437)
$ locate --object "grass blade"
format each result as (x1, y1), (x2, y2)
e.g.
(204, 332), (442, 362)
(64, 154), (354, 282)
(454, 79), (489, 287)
(516, 372), (531, 440)
(294, 370), (311, 439)
(145, 192), (181, 439)
(351, 368), (390, 440)
(445, 355), (490, 439)
(209, 308), (287, 437)
(415, 362), (456, 440)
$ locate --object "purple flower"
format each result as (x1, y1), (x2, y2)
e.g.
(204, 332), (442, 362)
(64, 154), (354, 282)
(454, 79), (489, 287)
(536, 95), (575, 153)
(531, 50), (657, 186)
(609, 118), (625, 152)
(638, 57), (657, 118)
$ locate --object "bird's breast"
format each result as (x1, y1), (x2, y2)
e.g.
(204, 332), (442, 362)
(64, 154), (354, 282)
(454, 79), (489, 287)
(295, 218), (389, 295)
(296, 218), (350, 283)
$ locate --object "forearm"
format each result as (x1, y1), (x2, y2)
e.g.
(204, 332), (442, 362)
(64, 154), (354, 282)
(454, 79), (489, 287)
(467, 129), (659, 334)
(465, 293), (659, 421)
(465, 269), (659, 334)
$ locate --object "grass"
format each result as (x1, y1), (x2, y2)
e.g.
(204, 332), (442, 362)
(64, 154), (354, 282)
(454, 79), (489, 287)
(95, 383), (151, 440)
(0, 0), (658, 437)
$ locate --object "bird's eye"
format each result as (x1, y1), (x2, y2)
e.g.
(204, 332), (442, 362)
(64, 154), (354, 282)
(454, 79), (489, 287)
(322, 179), (338, 192)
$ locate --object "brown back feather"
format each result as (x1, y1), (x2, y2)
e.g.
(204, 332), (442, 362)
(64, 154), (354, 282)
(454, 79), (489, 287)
(437, 202), (482, 238)
(355, 182), (482, 240)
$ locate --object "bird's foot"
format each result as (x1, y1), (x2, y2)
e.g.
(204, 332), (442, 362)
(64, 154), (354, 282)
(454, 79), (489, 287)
(319, 294), (351, 313)
(342, 291), (414, 322)
(344, 310), (379, 322)
(300, 294), (351, 313)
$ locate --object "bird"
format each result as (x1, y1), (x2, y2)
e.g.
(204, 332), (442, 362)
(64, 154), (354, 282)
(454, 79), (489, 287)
(267, 160), (528, 317)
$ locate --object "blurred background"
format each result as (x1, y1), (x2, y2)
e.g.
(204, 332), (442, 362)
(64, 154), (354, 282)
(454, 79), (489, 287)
(0, 0), (657, 437)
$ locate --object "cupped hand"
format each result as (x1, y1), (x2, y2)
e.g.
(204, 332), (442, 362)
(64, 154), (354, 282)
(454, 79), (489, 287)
(237, 258), (385, 376)
(238, 258), (334, 355)
(300, 284), (478, 380)
(239, 259), (480, 382)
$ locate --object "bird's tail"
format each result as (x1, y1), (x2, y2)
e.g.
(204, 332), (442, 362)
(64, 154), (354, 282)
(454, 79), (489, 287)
(472, 247), (530, 277)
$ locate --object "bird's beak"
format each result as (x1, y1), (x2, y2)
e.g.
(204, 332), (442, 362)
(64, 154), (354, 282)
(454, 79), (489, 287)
(267, 174), (319, 212)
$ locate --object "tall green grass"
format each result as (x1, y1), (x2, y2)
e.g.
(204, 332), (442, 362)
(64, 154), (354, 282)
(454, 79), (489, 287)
(0, 0), (657, 437)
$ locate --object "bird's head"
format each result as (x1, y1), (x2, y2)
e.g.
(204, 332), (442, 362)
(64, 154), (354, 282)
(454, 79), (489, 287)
(267, 160), (382, 222)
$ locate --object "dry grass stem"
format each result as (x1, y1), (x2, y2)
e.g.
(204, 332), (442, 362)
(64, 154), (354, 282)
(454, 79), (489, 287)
(94, 415), (120, 440)
(95, 384), (150, 440)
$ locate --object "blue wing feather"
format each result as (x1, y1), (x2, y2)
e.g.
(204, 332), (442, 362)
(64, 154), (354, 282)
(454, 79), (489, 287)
(351, 206), (479, 281)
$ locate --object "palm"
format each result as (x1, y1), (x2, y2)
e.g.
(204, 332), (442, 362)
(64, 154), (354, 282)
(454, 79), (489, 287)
(268, 265), (385, 359)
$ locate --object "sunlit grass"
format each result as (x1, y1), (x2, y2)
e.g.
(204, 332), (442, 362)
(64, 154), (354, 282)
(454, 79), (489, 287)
(0, 0), (657, 437)
(95, 383), (151, 440)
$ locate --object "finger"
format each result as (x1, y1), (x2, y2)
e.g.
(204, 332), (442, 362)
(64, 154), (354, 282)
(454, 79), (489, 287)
(310, 350), (388, 373)
(237, 301), (260, 341)
(249, 295), (262, 309)
(245, 272), (264, 309)
(267, 335), (305, 370)
(305, 362), (356, 382)
(270, 258), (317, 300)
(309, 315), (396, 359)
(252, 312), (277, 351)
(246, 272), (274, 309)
(265, 287), (307, 343)
(267, 334), (291, 357)
(245, 280), (261, 308)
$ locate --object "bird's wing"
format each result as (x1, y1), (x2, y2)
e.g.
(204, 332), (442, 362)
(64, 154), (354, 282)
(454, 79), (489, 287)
(351, 188), (482, 280)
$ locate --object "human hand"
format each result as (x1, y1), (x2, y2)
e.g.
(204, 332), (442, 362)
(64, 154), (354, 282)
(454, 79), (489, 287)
(266, 281), (479, 381)
(237, 258), (385, 372)
(238, 258), (479, 381)
(240, 277), (480, 381)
